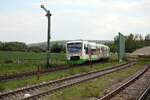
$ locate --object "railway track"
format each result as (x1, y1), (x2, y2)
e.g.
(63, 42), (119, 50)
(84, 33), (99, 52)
(98, 64), (150, 100)
(0, 62), (109, 82)
(0, 62), (134, 100)
(0, 65), (68, 82)
(138, 84), (150, 100)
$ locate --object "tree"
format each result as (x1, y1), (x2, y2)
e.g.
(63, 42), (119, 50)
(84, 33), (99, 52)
(105, 42), (117, 53)
(2, 42), (27, 51)
(145, 34), (150, 46)
(51, 43), (65, 53)
(0, 41), (3, 50)
(136, 34), (145, 49)
(27, 47), (45, 53)
(125, 33), (146, 53)
(113, 33), (146, 53)
(114, 35), (119, 45)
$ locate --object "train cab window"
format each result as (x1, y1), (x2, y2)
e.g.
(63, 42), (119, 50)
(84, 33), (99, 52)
(67, 43), (82, 53)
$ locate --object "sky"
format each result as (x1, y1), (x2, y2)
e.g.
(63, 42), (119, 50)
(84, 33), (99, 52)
(0, 0), (149, 44)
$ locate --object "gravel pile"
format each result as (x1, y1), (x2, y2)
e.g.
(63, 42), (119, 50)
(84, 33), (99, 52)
(132, 46), (150, 56)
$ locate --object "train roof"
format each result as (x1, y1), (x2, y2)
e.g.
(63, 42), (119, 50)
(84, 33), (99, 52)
(66, 40), (109, 49)
(99, 44), (108, 47)
(66, 40), (88, 44)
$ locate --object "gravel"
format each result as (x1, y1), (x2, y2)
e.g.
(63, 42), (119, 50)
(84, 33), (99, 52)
(132, 46), (150, 56)
(111, 66), (150, 100)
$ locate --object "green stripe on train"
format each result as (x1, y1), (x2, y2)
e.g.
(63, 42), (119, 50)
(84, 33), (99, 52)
(67, 55), (100, 65)
(67, 59), (87, 65)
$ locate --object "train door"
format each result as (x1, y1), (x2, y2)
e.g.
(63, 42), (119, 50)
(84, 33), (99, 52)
(96, 45), (100, 60)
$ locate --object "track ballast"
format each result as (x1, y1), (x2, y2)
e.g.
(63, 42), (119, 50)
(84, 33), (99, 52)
(99, 64), (150, 100)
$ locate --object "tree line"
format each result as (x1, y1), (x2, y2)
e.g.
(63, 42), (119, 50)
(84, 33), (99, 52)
(0, 42), (27, 51)
(106, 34), (150, 53)
(0, 42), (66, 53)
(0, 34), (149, 53)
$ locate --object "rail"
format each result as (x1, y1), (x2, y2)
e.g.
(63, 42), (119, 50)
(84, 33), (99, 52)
(98, 64), (150, 100)
(138, 84), (150, 100)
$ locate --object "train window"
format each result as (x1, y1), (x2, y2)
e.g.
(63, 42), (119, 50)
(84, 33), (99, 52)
(67, 43), (82, 53)
(91, 49), (97, 55)
(84, 45), (88, 54)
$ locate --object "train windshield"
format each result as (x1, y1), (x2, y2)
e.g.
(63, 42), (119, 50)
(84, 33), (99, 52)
(67, 43), (82, 53)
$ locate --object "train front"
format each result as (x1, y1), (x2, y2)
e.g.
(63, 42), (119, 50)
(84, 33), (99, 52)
(66, 41), (85, 65)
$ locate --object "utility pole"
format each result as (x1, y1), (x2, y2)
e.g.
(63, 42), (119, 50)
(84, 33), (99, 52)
(41, 5), (52, 68)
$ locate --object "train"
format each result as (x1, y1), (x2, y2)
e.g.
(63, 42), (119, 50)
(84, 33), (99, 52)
(66, 40), (110, 64)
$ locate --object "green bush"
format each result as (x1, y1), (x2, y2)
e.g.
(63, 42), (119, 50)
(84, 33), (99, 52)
(4, 60), (14, 64)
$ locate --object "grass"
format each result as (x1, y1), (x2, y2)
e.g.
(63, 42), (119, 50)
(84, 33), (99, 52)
(45, 61), (149, 100)
(0, 62), (119, 91)
(0, 51), (121, 76)
(0, 51), (66, 75)
(139, 56), (150, 63)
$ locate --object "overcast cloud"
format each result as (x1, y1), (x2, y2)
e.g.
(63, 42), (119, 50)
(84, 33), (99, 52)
(0, 0), (149, 43)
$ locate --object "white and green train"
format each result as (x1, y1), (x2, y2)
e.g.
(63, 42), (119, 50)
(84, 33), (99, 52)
(66, 40), (110, 64)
